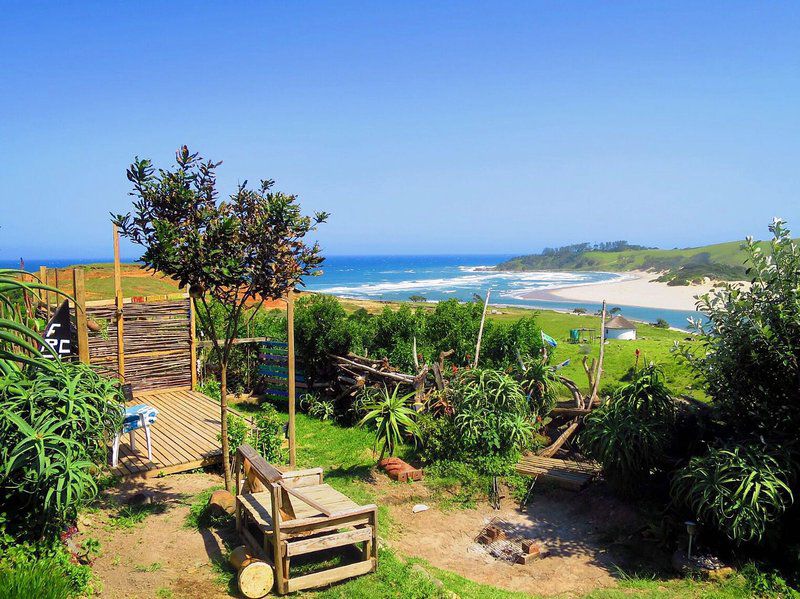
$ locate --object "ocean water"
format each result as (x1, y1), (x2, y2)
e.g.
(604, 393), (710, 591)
(304, 255), (705, 330)
(2, 255), (706, 330)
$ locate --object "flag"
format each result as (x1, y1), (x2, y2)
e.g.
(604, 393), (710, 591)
(541, 331), (557, 348)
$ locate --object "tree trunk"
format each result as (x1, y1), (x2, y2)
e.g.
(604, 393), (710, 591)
(220, 362), (232, 491)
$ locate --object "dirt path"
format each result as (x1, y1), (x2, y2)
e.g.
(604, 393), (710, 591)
(78, 472), (235, 599)
(380, 479), (667, 597)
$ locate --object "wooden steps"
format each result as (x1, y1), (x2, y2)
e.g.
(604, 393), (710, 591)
(515, 455), (601, 491)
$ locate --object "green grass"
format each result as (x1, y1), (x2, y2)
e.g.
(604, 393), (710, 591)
(133, 561), (163, 572)
(106, 503), (167, 530)
(492, 306), (701, 400)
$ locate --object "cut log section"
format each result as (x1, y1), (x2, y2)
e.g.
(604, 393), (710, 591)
(230, 545), (275, 598)
(208, 489), (236, 516)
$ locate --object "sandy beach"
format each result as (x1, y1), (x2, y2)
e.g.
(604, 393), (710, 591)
(521, 271), (731, 311)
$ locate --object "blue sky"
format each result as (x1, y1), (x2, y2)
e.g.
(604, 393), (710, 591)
(1, 2), (798, 260)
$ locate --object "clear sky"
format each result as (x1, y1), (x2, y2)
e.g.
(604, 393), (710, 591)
(1, 2), (798, 260)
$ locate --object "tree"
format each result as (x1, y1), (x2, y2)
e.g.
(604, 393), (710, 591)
(113, 146), (327, 490)
(682, 218), (800, 444)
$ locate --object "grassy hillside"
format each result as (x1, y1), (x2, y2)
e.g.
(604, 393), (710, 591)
(497, 239), (757, 284)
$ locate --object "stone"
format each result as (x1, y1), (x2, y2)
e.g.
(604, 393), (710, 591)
(127, 491), (154, 506)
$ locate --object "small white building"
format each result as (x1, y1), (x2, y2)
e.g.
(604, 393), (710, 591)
(604, 315), (637, 340)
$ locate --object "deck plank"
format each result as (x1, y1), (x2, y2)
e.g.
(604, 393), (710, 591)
(109, 388), (223, 478)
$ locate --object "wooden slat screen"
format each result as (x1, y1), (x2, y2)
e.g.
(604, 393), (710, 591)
(86, 298), (192, 391)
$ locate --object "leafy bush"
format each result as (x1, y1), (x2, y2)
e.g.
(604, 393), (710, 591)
(580, 365), (675, 494)
(424, 299), (484, 365)
(450, 368), (534, 458)
(480, 316), (543, 368)
(0, 538), (94, 598)
(223, 405), (285, 463)
(294, 294), (352, 382)
(417, 413), (462, 463)
(681, 218), (800, 444)
(358, 385), (420, 458)
(671, 445), (794, 545)
(0, 362), (123, 540)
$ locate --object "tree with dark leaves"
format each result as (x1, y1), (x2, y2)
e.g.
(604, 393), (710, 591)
(113, 146), (327, 489)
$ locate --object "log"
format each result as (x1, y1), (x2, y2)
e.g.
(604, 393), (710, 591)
(230, 545), (274, 598)
(208, 489), (236, 516)
(538, 419), (580, 458)
(331, 354), (416, 384)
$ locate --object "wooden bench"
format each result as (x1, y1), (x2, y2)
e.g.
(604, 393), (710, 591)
(516, 455), (601, 491)
(234, 444), (378, 594)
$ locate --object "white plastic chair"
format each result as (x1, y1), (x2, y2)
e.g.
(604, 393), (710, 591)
(112, 404), (158, 467)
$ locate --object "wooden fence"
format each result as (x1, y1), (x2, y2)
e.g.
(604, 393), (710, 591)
(85, 297), (194, 391)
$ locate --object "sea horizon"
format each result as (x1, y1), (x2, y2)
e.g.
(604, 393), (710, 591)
(1, 254), (705, 330)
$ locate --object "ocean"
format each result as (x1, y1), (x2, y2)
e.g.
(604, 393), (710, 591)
(304, 255), (704, 330)
(2, 255), (705, 330)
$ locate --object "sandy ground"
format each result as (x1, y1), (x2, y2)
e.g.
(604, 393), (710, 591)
(78, 472), (236, 599)
(382, 478), (668, 597)
(83, 470), (670, 598)
(522, 270), (733, 311)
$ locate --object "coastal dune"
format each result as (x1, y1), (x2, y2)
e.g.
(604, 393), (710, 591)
(520, 270), (731, 311)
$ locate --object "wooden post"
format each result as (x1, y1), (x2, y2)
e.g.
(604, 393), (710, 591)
(287, 289), (296, 469)
(189, 298), (197, 390)
(38, 266), (48, 312)
(589, 300), (607, 405)
(113, 224), (125, 381)
(473, 289), (491, 368)
(73, 268), (90, 364)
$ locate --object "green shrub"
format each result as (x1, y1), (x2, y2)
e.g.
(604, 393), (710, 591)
(358, 385), (420, 458)
(580, 365), (675, 494)
(0, 362), (123, 540)
(681, 218), (800, 444)
(450, 368), (534, 457)
(223, 405), (285, 463)
(0, 539), (93, 598)
(417, 413), (462, 463)
(480, 316), (542, 368)
(425, 299), (484, 365)
(294, 294), (353, 382)
(671, 444), (794, 545)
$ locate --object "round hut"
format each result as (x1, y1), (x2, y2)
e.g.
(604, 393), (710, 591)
(604, 315), (637, 340)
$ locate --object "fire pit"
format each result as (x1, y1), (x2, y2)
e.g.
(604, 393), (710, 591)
(473, 518), (549, 565)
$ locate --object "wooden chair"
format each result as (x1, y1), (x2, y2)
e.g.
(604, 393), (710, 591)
(234, 444), (378, 595)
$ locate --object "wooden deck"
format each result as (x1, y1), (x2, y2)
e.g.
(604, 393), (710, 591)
(516, 455), (601, 491)
(110, 388), (223, 478)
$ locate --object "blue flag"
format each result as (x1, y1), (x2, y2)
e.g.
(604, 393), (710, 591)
(541, 331), (558, 348)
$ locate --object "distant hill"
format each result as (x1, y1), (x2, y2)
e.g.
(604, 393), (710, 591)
(496, 240), (753, 285)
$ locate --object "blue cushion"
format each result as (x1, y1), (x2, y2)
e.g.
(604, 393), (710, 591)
(121, 404), (158, 433)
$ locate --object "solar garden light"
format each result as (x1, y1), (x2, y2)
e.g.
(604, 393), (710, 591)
(685, 521), (698, 559)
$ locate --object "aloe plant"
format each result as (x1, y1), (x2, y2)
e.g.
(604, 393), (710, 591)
(358, 385), (420, 459)
(0, 268), (68, 373)
(671, 444), (794, 544)
(0, 362), (123, 540)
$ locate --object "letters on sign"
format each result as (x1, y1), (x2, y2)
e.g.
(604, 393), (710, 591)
(40, 300), (72, 359)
